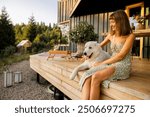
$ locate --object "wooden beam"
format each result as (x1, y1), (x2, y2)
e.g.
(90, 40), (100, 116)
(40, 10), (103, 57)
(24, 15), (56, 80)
(125, 2), (144, 17)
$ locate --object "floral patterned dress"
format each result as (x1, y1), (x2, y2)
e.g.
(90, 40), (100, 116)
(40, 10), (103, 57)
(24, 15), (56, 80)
(79, 36), (132, 90)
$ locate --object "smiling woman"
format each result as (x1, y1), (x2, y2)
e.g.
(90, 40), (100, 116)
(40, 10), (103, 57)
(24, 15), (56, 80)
(81, 10), (135, 100)
(0, 0), (57, 25)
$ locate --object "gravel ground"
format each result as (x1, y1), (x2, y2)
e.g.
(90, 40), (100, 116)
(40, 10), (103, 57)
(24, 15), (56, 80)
(0, 60), (54, 100)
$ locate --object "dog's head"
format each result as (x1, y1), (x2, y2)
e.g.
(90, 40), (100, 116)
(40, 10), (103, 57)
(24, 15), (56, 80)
(83, 41), (101, 59)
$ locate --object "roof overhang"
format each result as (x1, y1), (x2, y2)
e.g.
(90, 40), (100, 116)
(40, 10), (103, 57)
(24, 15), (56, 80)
(70, 0), (149, 17)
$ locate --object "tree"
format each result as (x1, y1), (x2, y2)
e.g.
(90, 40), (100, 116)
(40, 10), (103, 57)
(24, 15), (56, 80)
(26, 15), (37, 42)
(48, 23), (52, 30)
(14, 24), (24, 44)
(36, 22), (48, 35)
(50, 26), (62, 45)
(0, 7), (15, 50)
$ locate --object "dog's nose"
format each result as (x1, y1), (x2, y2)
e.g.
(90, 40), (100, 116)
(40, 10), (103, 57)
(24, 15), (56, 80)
(83, 52), (87, 56)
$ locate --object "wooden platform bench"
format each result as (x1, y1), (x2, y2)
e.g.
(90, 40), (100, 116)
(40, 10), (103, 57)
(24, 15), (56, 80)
(30, 52), (150, 100)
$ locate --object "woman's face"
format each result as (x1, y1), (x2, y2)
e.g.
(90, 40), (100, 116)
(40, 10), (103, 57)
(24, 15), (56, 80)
(110, 19), (116, 31)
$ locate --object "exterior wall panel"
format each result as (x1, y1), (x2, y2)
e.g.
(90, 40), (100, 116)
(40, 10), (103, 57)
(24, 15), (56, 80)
(57, 0), (150, 57)
(86, 15), (91, 24)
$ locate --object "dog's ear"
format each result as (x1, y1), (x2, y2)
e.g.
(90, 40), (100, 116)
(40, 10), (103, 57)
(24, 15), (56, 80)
(95, 42), (102, 50)
(94, 42), (99, 46)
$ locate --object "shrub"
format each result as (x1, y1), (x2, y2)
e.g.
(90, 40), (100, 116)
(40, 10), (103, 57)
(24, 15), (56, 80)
(0, 45), (16, 57)
(31, 41), (46, 53)
(69, 21), (98, 43)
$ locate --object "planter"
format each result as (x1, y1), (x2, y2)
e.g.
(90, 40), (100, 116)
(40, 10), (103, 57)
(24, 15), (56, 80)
(14, 71), (22, 83)
(69, 22), (98, 57)
(4, 71), (13, 87)
(71, 43), (85, 58)
(76, 43), (85, 56)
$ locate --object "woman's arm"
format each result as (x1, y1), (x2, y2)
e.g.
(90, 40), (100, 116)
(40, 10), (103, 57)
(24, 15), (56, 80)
(102, 33), (135, 65)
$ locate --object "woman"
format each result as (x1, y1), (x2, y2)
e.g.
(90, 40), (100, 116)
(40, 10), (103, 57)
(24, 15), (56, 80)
(80, 10), (135, 100)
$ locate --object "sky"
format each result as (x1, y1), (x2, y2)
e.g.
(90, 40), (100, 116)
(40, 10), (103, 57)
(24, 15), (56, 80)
(0, 0), (57, 25)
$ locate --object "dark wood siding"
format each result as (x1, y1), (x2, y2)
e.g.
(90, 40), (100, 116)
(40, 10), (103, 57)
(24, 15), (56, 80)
(58, 0), (150, 57)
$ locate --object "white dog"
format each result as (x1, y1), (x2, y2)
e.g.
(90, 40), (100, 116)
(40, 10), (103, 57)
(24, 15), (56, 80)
(70, 41), (110, 80)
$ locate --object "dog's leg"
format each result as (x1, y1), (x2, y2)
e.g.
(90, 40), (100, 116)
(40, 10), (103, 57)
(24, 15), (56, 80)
(70, 63), (88, 80)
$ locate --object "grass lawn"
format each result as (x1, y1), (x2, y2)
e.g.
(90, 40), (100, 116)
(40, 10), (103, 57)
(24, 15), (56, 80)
(0, 53), (30, 72)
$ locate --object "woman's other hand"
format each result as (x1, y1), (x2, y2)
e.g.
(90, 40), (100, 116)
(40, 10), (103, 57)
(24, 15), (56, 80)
(91, 62), (102, 67)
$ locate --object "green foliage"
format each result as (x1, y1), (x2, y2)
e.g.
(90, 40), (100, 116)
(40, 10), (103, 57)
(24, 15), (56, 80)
(0, 7), (15, 50)
(49, 26), (62, 45)
(14, 17), (63, 53)
(0, 53), (30, 73)
(26, 15), (37, 42)
(0, 8), (66, 54)
(14, 23), (26, 44)
(48, 23), (52, 30)
(36, 22), (48, 34)
(33, 34), (43, 43)
(60, 35), (68, 44)
(69, 21), (98, 43)
(0, 45), (16, 57)
(31, 42), (47, 53)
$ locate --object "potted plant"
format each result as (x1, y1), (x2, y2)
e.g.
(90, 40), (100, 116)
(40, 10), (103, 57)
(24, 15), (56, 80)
(69, 21), (98, 57)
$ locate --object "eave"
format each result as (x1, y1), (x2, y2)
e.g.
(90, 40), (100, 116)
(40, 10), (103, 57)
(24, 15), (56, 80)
(70, 0), (149, 17)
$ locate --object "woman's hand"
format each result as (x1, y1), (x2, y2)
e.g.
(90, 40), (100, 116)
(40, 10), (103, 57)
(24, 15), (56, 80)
(80, 55), (89, 61)
(91, 62), (102, 67)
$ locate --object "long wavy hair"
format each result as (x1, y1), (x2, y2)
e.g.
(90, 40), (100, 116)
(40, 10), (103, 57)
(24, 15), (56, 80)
(109, 10), (132, 36)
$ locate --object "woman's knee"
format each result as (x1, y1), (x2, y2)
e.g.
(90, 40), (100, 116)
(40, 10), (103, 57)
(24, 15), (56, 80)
(91, 72), (103, 86)
(83, 77), (91, 86)
(85, 77), (91, 83)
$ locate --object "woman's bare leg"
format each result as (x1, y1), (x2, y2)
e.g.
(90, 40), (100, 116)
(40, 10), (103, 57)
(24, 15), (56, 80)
(81, 77), (91, 100)
(90, 66), (115, 100)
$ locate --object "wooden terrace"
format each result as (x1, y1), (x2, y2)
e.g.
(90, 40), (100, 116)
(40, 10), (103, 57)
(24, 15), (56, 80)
(30, 52), (150, 100)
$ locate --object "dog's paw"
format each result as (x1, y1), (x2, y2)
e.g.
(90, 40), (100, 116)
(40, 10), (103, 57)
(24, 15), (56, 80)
(69, 76), (74, 80)
(69, 74), (75, 80)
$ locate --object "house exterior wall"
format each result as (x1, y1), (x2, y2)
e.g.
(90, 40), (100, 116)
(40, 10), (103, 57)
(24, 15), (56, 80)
(58, 0), (111, 42)
(57, 0), (150, 57)
(57, 0), (111, 52)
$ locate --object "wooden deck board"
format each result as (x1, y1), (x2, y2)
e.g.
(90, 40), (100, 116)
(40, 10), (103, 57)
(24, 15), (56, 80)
(30, 52), (150, 100)
(101, 87), (141, 100)
(109, 80), (150, 99)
